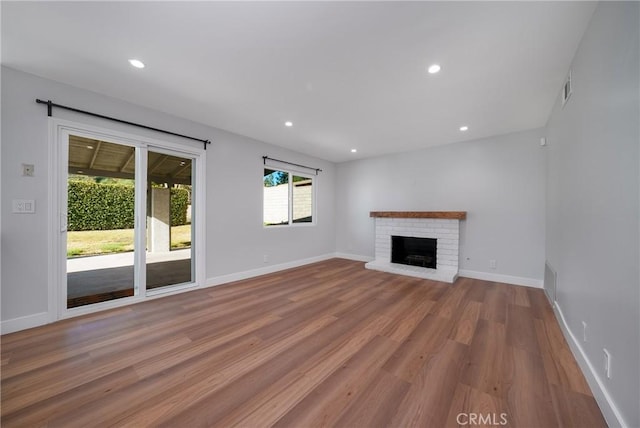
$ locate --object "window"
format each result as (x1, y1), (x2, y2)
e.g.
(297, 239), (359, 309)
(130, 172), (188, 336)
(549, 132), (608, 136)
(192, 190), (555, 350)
(263, 168), (314, 226)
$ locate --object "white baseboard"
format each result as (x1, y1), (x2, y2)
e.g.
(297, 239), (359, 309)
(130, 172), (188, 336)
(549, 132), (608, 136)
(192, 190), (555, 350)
(334, 252), (374, 263)
(553, 301), (626, 428)
(206, 253), (336, 287)
(458, 269), (543, 288)
(1, 312), (49, 335)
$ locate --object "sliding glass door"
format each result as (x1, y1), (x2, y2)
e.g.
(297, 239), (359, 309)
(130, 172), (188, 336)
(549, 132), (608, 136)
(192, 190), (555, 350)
(62, 129), (200, 311)
(146, 149), (194, 291)
(66, 136), (138, 308)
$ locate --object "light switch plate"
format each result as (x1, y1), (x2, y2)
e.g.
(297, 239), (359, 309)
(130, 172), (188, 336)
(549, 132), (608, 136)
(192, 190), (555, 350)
(12, 199), (35, 213)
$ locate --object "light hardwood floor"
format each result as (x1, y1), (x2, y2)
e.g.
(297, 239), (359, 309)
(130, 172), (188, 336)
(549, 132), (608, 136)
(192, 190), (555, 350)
(1, 258), (606, 427)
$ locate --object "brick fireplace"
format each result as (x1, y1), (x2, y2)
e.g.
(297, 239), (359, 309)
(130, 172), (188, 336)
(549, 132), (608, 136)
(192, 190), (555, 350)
(365, 211), (466, 283)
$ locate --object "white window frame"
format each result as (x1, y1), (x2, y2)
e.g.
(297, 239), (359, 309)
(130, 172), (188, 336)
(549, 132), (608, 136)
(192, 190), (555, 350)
(263, 167), (317, 228)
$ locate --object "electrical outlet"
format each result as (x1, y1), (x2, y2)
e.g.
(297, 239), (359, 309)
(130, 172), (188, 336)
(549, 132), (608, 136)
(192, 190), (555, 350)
(263, 254), (269, 263)
(582, 321), (588, 342)
(489, 259), (497, 269)
(603, 348), (611, 379)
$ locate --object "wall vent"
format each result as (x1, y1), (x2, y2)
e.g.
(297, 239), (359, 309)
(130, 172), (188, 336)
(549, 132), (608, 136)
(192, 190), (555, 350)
(562, 70), (572, 107)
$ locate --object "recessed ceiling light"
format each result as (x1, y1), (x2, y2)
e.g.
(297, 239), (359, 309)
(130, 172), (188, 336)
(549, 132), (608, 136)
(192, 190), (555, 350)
(427, 64), (441, 74)
(77, 170), (84, 174)
(86, 145), (94, 149)
(351, 149), (357, 153)
(128, 59), (145, 69)
(180, 161), (186, 166)
(459, 125), (469, 131)
(284, 121), (293, 127)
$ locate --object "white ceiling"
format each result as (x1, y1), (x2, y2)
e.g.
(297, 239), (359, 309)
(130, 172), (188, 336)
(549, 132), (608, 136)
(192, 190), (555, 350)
(2, 1), (596, 163)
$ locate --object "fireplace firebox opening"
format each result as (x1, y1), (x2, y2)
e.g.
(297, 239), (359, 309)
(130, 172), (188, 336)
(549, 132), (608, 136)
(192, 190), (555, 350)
(391, 236), (437, 269)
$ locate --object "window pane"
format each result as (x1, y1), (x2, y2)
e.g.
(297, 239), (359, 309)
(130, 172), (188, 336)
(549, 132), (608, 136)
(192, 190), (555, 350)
(292, 175), (313, 223)
(146, 151), (193, 290)
(264, 169), (289, 226)
(67, 137), (135, 308)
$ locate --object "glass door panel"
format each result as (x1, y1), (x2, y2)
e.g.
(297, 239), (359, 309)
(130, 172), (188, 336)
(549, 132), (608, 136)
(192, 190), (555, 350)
(146, 150), (194, 290)
(66, 136), (137, 308)
(292, 175), (313, 223)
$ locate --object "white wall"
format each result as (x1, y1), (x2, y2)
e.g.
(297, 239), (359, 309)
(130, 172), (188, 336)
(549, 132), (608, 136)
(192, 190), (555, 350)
(1, 66), (336, 325)
(545, 2), (639, 427)
(335, 128), (546, 284)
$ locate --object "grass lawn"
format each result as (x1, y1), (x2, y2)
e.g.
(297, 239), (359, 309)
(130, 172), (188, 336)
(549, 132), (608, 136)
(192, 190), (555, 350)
(67, 224), (191, 257)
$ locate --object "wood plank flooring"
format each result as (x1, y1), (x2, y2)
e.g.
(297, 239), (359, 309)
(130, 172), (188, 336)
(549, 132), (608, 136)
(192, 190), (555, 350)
(1, 258), (606, 427)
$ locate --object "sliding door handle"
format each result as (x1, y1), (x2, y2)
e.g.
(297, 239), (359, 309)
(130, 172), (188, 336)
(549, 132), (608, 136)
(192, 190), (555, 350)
(60, 212), (67, 232)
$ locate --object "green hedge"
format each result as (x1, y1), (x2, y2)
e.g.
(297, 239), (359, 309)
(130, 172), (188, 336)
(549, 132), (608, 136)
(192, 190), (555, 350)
(68, 181), (189, 231)
(170, 188), (189, 227)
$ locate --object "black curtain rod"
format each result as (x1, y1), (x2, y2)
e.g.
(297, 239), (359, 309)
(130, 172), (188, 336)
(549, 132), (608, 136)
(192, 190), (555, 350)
(36, 99), (212, 150)
(263, 156), (322, 175)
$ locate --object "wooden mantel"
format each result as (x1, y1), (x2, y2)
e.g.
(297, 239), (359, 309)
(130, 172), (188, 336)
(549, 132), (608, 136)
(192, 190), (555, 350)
(370, 211), (467, 220)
